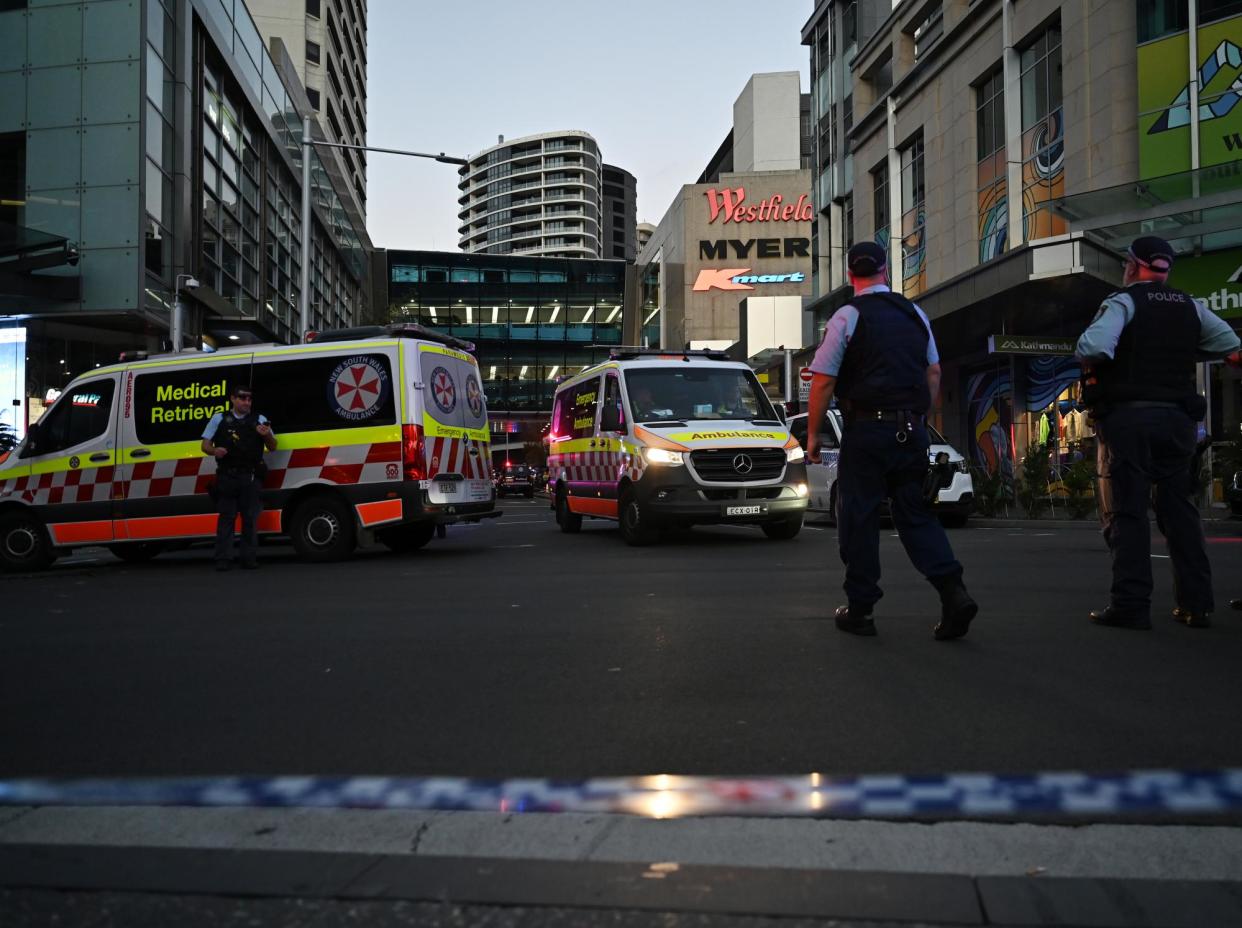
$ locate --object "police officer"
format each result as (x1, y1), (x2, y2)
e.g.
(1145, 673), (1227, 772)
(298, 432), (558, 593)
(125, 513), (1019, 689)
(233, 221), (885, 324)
(1077, 236), (1240, 630)
(807, 242), (977, 640)
(201, 384), (277, 571)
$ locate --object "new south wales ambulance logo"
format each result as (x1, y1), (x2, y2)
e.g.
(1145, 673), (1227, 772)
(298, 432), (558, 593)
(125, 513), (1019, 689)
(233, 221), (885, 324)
(465, 373), (483, 418)
(430, 366), (457, 415)
(328, 355), (390, 421)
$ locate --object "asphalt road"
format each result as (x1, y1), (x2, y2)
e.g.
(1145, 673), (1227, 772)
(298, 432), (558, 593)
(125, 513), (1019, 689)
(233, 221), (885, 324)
(4, 500), (1242, 782)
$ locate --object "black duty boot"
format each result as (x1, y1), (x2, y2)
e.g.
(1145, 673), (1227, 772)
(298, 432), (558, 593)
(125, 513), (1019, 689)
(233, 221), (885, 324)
(1088, 606), (1151, 630)
(1172, 607), (1211, 628)
(934, 581), (978, 641)
(834, 605), (876, 637)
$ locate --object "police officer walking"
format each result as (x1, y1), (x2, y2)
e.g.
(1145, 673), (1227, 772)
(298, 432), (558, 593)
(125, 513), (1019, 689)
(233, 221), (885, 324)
(1077, 236), (1240, 629)
(201, 384), (277, 571)
(807, 242), (977, 640)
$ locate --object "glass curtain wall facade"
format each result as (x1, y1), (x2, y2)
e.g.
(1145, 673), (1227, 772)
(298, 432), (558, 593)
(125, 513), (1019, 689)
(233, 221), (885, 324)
(386, 252), (626, 415)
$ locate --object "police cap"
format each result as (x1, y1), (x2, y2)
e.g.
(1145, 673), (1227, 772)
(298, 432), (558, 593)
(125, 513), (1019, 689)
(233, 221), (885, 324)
(1127, 235), (1174, 273)
(847, 241), (887, 277)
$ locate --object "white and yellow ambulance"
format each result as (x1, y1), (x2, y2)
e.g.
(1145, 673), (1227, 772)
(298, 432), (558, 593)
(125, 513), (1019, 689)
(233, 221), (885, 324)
(547, 349), (809, 545)
(0, 324), (499, 571)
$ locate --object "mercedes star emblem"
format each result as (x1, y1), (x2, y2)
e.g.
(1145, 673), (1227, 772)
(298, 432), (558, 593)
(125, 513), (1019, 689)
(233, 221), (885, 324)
(732, 453), (754, 474)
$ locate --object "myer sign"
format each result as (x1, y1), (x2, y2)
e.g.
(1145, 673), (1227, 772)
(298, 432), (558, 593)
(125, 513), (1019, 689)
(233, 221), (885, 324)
(988, 335), (1078, 356)
(1168, 247), (1242, 321)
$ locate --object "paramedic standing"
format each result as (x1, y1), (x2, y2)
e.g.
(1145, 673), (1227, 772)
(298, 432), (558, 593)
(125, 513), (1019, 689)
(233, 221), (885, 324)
(806, 242), (978, 640)
(1077, 236), (1239, 630)
(201, 384), (277, 571)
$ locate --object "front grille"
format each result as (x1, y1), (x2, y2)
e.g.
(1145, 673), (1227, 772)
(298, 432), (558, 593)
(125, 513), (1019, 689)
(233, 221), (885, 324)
(689, 448), (785, 483)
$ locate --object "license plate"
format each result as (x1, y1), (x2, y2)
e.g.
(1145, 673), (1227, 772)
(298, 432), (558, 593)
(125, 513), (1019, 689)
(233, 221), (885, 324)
(725, 504), (765, 516)
(437, 481), (459, 495)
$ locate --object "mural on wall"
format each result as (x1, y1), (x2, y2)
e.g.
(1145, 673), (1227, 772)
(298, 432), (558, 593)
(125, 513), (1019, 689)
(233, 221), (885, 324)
(1023, 355), (1082, 412)
(977, 149), (1008, 262)
(1021, 108), (1067, 241)
(902, 207), (927, 296)
(1139, 12), (1242, 178)
(966, 367), (1015, 485)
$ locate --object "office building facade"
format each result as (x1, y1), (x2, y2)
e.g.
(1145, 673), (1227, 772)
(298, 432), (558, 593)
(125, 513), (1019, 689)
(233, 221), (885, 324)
(0, 0), (370, 438)
(246, 0), (368, 223)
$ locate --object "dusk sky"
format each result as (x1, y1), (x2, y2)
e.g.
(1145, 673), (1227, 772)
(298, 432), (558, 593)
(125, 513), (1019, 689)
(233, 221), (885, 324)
(365, 1), (812, 251)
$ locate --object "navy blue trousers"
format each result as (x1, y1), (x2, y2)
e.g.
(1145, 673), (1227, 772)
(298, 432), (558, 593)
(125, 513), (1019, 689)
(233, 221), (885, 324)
(1095, 405), (1213, 617)
(837, 420), (962, 607)
(214, 471), (262, 562)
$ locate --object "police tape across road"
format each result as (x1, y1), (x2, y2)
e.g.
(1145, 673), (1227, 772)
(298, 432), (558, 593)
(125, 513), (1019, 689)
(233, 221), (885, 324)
(2, 770), (1241, 818)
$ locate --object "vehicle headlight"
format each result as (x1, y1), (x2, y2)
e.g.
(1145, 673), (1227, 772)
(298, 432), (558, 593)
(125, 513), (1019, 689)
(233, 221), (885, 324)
(786, 445), (806, 463)
(644, 447), (685, 466)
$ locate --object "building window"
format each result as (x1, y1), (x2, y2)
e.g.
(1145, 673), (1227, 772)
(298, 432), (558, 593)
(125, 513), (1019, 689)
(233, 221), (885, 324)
(306, 0), (321, 17)
(910, 4), (944, 59)
(976, 67), (1007, 262)
(1020, 21), (1065, 241)
(306, 41), (321, 65)
(899, 133), (926, 296)
(1137, 0), (1189, 41)
(306, 87), (320, 111)
(1199, 0), (1242, 27)
(871, 162), (889, 255)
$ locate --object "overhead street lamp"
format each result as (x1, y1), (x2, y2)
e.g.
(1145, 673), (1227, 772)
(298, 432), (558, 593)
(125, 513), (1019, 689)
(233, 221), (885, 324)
(298, 115), (468, 339)
(172, 273), (200, 353)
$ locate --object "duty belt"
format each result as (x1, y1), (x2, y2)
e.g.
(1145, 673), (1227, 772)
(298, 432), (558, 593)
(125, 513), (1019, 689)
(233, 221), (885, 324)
(845, 408), (924, 425)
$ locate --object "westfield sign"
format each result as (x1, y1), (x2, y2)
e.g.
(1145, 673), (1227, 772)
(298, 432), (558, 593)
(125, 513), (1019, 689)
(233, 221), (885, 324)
(705, 186), (813, 224)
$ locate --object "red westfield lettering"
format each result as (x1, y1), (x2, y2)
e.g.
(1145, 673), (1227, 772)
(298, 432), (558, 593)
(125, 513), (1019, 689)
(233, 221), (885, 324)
(704, 187), (813, 224)
(692, 268), (755, 292)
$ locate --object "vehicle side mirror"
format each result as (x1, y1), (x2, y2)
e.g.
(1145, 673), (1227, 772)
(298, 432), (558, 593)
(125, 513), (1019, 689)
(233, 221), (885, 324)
(600, 405), (623, 433)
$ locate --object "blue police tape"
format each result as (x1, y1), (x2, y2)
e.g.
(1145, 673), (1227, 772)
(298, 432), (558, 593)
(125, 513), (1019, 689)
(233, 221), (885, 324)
(2, 770), (1242, 818)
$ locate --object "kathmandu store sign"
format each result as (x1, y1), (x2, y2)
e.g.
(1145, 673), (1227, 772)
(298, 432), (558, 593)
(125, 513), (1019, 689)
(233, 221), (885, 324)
(693, 268), (806, 292)
(705, 187), (813, 224)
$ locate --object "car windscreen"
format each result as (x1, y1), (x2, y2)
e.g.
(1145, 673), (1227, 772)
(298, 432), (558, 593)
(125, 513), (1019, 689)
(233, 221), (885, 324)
(625, 367), (777, 423)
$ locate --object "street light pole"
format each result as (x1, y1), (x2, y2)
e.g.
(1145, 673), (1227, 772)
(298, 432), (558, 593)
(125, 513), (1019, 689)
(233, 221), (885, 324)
(172, 273), (200, 353)
(297, 124), (468, 340)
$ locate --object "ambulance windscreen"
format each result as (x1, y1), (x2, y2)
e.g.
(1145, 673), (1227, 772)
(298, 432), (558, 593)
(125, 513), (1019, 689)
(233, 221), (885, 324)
(625, 368), (777, 424)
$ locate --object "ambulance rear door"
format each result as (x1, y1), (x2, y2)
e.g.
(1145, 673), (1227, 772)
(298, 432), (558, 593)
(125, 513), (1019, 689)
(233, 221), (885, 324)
(116, 354), (252, 542)
(17, 371), (123, 547)
(417, 343), (490, 504)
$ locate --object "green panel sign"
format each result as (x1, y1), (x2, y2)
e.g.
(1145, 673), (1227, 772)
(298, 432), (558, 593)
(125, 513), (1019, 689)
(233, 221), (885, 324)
(1168, 247), (1242, 320)
(988, 335), (1077, 356)
(1139, 13), (1242, 180)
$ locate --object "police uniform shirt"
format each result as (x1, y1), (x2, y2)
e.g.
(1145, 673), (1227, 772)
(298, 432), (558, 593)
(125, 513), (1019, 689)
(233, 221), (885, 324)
(202, 411), (274, 441)
(809, 284), (941, 377)
(1075, 284), (1240, 361)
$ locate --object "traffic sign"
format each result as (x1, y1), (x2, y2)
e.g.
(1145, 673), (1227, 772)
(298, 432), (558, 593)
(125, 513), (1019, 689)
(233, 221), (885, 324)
(799, 367), (813, 382)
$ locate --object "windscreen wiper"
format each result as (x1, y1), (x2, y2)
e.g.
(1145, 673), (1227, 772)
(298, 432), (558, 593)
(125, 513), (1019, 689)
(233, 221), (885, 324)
(640, 419), (687, 427)
(748, 418), (784, 425)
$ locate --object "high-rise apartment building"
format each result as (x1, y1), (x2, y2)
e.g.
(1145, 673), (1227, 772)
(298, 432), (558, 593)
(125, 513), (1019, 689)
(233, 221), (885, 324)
(601, 164), (637, 262)
(247, 0), (368, 223)
(457, 131), (611, 259)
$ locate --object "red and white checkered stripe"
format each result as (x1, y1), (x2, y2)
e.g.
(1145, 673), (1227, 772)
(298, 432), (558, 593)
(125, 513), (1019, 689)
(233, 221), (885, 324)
(426, 436), (490, 480)
(552, 450), (644, 486)
(0, 466), (115, 507)
(0, 441), (404, 506)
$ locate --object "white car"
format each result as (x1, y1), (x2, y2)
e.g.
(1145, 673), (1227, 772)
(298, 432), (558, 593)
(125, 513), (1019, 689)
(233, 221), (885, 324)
(787, 410), (974, 527)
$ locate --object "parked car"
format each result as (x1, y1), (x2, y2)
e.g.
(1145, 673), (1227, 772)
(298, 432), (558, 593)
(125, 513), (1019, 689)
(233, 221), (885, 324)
(496, 463), (535, 498)
(786, 410), (974, 527)
(1227, 469), (1242, 517)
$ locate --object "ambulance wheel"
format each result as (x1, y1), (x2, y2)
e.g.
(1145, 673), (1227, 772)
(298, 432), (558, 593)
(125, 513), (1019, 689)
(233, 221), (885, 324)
(762, 515), (803, 540)
(290, 494), (356, 562)
(0, 512), (56, 573)
(618, 490), (658, 547)
(379, 522), (436, 553)
(108, 542), (164, 563)
(555, 489), (582, 534)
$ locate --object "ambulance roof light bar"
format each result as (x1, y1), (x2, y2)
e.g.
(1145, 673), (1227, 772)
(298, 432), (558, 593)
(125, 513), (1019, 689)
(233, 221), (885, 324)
(602, 346), (731, 362)
(310, 323), (476, 354)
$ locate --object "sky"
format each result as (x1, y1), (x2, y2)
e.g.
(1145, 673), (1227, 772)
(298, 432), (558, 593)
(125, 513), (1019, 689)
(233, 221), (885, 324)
(364, 0), (813, 251)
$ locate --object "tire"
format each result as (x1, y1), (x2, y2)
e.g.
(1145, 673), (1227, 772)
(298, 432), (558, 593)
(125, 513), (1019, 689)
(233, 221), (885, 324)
(379, 522), (436, 553)
(555, 489), (582, 534)
(108, 542), (164, 563)
(0, 511), (57, 573)
(618, 490), (658, 546)
(762, 515), (804, 540)
(289, 494), (356, 562)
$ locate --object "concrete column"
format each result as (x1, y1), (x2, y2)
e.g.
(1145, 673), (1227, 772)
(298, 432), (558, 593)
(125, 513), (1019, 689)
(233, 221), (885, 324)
(1002, 0), (1025, 248)
(886, 98), (902, 285)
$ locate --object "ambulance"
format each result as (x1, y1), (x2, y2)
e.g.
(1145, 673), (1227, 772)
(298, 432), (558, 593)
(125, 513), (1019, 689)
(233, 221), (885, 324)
(0, 324), (499, 572)
(547, 348), (809, 545)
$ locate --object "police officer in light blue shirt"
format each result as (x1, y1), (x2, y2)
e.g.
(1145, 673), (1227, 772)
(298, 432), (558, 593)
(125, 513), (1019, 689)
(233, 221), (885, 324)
(806, 242), (978, 640)
(1077, 235), (1240, 630)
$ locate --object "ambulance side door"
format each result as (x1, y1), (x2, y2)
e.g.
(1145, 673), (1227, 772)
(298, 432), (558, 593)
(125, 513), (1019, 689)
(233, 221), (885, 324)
(553, 374), (601, 502)
(20, 372), (122, 546)
(117, 357), (252, 540)
(597, 372), (626, 503)
(418, 344), (470, 504)
(455, 353), (492, 503)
